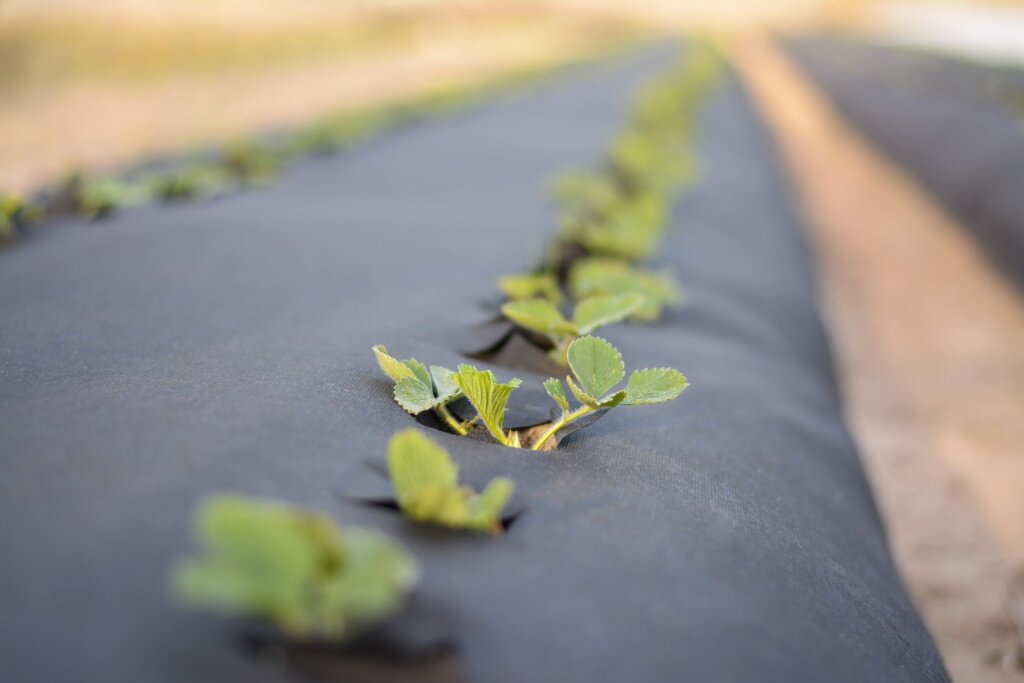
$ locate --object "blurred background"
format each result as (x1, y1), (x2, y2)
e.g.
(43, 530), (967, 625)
(2, 0), (1023, 193)
(0, 0), (885, 192)
(2, 1), (1022, 681)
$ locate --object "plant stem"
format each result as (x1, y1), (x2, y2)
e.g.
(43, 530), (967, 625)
(474, 413), (510, 445)
(553, 337), (573, 367)
(435, 404), (469, 436)
(530, 404), (595, 451)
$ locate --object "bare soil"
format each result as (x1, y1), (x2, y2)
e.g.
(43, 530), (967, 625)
(514, 423), (560, 452)
(734, 34), (1024, 682)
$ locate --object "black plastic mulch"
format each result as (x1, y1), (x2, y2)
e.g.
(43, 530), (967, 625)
(787, 37), (1024, 290)
(0, 44), (949, 682)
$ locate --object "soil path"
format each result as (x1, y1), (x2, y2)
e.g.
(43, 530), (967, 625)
(734, 35), (1024, 682)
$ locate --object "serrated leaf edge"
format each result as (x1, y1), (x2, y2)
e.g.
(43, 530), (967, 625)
(566, 335), (625, 400)
(622, 367), (689, 405)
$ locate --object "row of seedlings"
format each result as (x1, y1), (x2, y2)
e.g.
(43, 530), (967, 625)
(0, 41), (639, 244)
(171, 42), (722, 654)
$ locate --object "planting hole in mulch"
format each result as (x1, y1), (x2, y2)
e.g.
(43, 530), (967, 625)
(409, 374), (612, 451)
(459, 319), (563, 378)
(349, 460), (526, 531)
(239, 625), (463, 683)
(411, 403), (555, 448)
(410, 384), (611, 451)
(357, 495), (524, 533)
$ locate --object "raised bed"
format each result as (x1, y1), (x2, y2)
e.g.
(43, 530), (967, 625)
(0, 44), (949, 682)
(787, 37), (1024, 290)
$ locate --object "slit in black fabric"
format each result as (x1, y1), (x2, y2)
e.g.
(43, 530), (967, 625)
(239, 628), (464, 683)
(354, 495), (523, 533)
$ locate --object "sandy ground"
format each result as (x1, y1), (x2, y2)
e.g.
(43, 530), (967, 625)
(0, 16), (623, 194)
(733, 35), (1024, 682)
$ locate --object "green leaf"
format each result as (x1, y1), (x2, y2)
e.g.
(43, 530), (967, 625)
(393, 377), (438, 415)
(387, 429), (457, 508)
(429, 365), (460, 403)
(324, 529), (419, 627)
(172, 494), (417, 641)
(402, 484), (470, 527)
(567, 258), (682, 322)
(565, 375), (597, 408)
(222, 142), (283, 185)
(630, 270), (683, 321)
(70, 174), (149, 218)
(567, 336), (625, 401)
(572, 294), (644, 335)
(579, 218), (661, 262)
(498, 272), (561, 303)
(148, 163), (231, 200)
(374, 347), (456, 415)
(372, 345), (416, 382)
(403, 358), (432, 389)
(452, 367), (521, 444)
(622, 368), (689, 405)
(174, 496), (320, 634)
(598, 390), (628, 408)
(501, 299), (573, 336)
(387, 430), (513, 532)
(576, 194), (664, 262)
(543, 377), (569, 412)
(467, 478), (514, 532)
(0, 194), (42, 241)
(549, 169), (618, 211)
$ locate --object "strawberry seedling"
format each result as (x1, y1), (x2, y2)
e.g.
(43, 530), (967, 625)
(450, 365), (523, 447)
(148, 164), (231, 201)
(497, 272), (561, 303)
(372, 336), (687, 451)
(373, 346), (527, 446)
(541, 42), (722, 271)
(387, 429), (513, 533)
(568, 257), (682, 322)
(531, 335), (688, 450)
(501, 293), (644, 365)
(373, 345), (476, 436)
(172, 494), (418, 641)
(222, 142), (285, 186)
(0, 194), (42, 242)
(62, 173), (149, 219)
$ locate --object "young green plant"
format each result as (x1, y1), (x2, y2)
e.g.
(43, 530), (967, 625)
(450, 365), (523, 447)
(147, 164), (231, 201)
(568, 257), (682, 322)
(372, 347), (524, 446)
(63, 173), (150, 219)
(372, 345), (475, 436)
(172, 494), (418, 641)
(500, 293), (644, 366)
(0, 194), (42, 242)
(542, 42), (722, 272)
(531, 335), (689, 451)
(222, 141), (285, 186)
(388, 429), (513, 534)
(497, 271), (561, 303)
